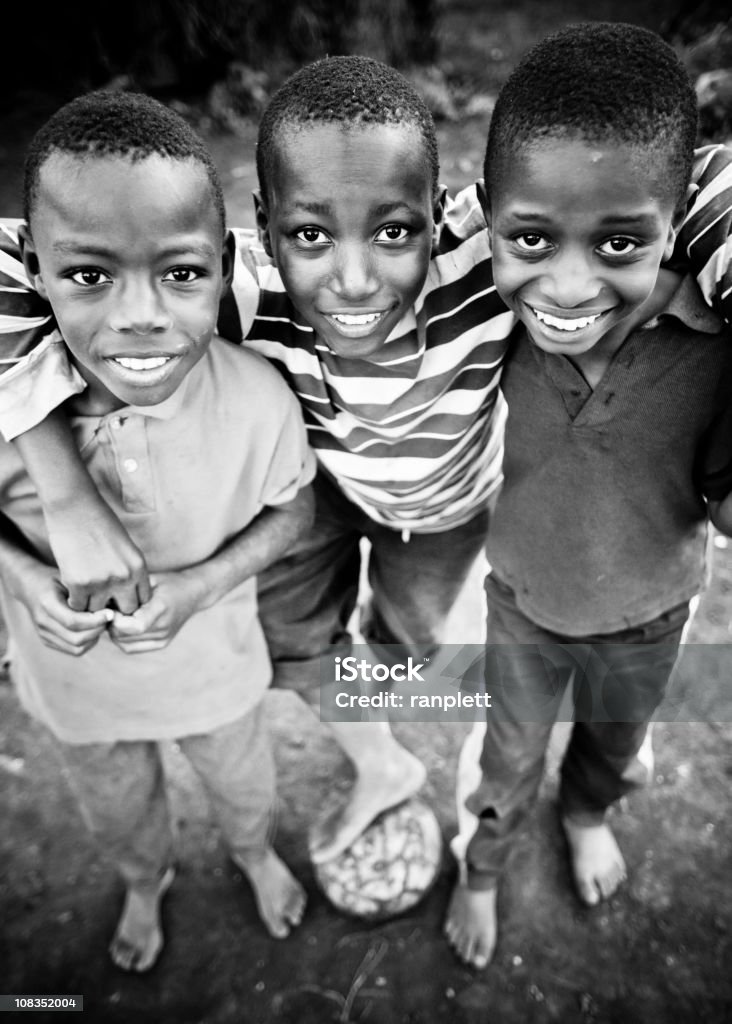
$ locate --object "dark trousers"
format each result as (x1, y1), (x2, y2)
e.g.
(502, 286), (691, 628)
(464, 574), (691, 890)
(257, 469), (490, 695)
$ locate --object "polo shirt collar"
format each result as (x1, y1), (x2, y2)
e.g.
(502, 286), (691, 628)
(644, 274), (722, 335)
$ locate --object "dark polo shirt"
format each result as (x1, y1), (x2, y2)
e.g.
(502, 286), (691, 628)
(487, 275), (732, 635)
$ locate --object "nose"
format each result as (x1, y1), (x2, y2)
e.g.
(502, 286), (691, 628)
(330, 242), (379, 302)
(541, 248), (602, 308)
(109, 279), (172, 334)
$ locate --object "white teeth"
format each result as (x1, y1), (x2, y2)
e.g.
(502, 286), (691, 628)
(113, 356), (171, 370)
(331, 312), (381, 325)
(533, 309), (602, 331)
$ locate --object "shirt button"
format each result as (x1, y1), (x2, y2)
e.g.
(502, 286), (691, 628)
(123, 458), (138, 473)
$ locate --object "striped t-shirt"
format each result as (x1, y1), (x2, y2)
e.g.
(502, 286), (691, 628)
(1, 147), (732, 531)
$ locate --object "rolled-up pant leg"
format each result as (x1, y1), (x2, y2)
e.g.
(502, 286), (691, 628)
(559, 605), (689, 824)
(464, 641), (572, 889)
(178, 703), (275, 857)
(463, 575), (690, 888)
(55, 738), (173, 887)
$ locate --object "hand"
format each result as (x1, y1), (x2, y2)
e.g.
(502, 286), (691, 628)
(17, 564), (113, 656)
(107, 570), (206, 654)
(43, 501), (152, 614)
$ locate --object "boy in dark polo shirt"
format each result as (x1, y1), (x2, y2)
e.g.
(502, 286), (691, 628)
(445, 22), (732, 969)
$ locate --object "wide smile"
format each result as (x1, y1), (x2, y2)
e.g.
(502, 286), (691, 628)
(321, 309), (392, 340)
(106, 354), (180, 386)
(525, 303), (613, 342)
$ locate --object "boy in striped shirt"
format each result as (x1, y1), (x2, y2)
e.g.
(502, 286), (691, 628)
(1, 56), (732, 864)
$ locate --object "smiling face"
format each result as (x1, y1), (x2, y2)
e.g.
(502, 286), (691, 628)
(257, 123), (442, 360)
(486, 138), (681, 363)
(21, 152), (229, 414)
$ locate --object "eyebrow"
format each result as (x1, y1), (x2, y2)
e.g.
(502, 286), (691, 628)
(285, 199), (424, 219)
(506, 211), (659, 227)
(50, 240), (218, 259)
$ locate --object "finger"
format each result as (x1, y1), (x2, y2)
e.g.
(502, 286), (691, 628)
(86, 589), (113, 613)
(136, 574), (153, 606)
(46, 607), (114, 633)
(65, 585), (91, 613)
(110, 582), (145, 616)
(108, 613), (149, 638)
(111, 636), (171, 654)
(38, 627), (103, 656)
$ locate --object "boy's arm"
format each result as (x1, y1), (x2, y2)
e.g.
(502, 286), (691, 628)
(0, 511), (112, 656)
(13, 411), (151, 613)
(109, 483), (315, 653)
(676, 145), (732, 323)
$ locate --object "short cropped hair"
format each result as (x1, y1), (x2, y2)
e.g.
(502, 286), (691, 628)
(485, 22), (698, 206)
(24, 91), (226, 234)
(256, 55), (439, 201)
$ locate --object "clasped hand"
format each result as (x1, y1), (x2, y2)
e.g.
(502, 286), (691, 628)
(23, 566), (204, 656)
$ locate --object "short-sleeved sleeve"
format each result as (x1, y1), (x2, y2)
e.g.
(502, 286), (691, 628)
(260, 390), (317, 507)
(675, 145), (732, 325)
(0, 222), (83, 439)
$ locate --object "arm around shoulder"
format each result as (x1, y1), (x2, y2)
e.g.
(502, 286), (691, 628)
(679, 145), (732, 324)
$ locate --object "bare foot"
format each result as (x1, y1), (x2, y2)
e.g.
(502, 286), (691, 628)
(562, 817), (627, 906)
(310, 749), (426, 863)
(444, 881), (497, 969)
(109, 865), (175, 972)
(233, 847), (306, 939)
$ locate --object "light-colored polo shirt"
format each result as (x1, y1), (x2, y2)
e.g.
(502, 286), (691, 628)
(487, 275), (732, 635)
(0, 335), (315, 743)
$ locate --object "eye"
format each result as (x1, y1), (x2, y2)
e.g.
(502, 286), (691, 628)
(375, 224), (410, 243)
(514, 233), (551, 252)
(295, 227), (329, 245)
(69, 268), (111, 286)
(598, 237), (638, 256)
(163, 267), (203, 283)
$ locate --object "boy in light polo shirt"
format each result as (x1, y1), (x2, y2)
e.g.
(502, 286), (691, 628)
(1, 57), (732, 864)
(445, 23), (732, 969)
(0, 91), (315, 971)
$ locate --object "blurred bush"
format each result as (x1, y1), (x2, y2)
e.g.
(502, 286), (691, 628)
(664, 0), (732, 143)
(7, 0), (437, 101)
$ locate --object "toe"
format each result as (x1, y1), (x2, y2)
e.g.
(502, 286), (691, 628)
(110, 936), (136, 972)
(269, 919), (290, 940)
(577, 878), (601, 905)
(286, 893), (306, 926)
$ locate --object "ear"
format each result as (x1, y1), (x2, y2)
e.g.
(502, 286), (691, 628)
(475, 179), (491, 234)
(221, 229), (236, 289)
(663, 201), (686, 263)
(431, 185), (448, 254)
(18, 223), (50, 300)
(252, 189), (274, 259)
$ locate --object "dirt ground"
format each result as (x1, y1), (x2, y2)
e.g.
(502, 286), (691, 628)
(1, 2), (731, 1022)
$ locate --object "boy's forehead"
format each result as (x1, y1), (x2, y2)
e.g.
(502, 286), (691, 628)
(34, 151), (221, 241)
(269, 122), (433, 209)
(492, 136), (675, 212)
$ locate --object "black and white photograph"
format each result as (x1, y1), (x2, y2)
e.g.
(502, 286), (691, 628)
(1, 1), (731, 1021)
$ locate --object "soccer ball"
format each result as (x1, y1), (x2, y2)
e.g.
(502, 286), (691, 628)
(313, 798), (443, 921)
